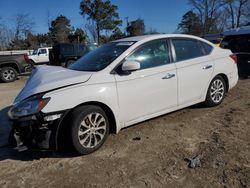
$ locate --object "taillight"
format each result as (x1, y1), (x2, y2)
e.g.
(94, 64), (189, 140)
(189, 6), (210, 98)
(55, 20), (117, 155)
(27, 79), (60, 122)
(24, 54), (31, 64)
(230, 54), (237, 64)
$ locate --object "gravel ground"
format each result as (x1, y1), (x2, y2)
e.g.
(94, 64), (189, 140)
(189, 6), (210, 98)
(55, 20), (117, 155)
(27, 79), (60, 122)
(0, 76), (249, 188)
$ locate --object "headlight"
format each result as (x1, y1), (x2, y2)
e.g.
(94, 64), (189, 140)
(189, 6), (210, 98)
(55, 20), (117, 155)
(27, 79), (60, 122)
(8, 95), (50, 119)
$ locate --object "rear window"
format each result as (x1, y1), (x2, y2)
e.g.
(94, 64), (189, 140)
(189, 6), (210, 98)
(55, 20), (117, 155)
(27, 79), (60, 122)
(200, 41), (213, 55)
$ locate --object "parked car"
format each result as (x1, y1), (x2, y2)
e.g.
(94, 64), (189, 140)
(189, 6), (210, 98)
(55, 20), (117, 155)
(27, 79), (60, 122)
(220, 26), (250, 78)
(0, 54), (31, 83)
(28, 47), (52, 65)
(203, 33), (223, 47)
(8, 34), (238, 155)
(49, 43), (98, 67)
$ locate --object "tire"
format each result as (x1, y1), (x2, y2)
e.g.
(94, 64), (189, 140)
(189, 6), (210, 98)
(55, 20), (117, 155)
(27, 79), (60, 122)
(0, 67), (18, 83)
(8, 129), (17, 147)
(70, 105), (109, 155)
(204, 75), (226, 107)
(240, 74), (248, 79)
(66, 60), (75, 68)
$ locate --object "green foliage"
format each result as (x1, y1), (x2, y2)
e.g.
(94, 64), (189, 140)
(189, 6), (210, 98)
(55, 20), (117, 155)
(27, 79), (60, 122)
(178, 11), (203, 36)
(126, 19), (145, 36)
(26, 32), (37, 49)
(8, 38), (28, 50)
(68, 28), (87, 43)
(80, 0), (122, 44)
(49, 15), (71, 44)
(109, 27), (125, 41)
(36, 33), (50, 46)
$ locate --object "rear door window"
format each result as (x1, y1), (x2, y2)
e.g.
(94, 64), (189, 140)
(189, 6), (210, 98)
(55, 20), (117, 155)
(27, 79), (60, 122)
(200, 41), (213, 55)
(172, 38), (204, 62)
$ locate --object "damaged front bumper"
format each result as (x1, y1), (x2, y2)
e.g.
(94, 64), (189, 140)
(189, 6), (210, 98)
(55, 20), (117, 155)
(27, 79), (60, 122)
(9, 111), (67, 152)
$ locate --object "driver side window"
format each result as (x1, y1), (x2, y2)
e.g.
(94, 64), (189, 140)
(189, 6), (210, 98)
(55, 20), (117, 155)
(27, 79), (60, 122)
(39, 49), (47, 54)
(127, 40), (170, 70)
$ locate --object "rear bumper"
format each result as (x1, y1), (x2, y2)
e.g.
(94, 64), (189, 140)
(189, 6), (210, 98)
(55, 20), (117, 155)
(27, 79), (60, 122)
(19, 63), (33, 73)
(9, 110), (68, 151)
(228, 67), (239, 90)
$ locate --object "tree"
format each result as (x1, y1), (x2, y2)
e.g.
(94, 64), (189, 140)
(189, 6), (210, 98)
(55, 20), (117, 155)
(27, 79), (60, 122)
(126, 19), (145, 36)
(49, 15), (71, 44)
(189, 0), (224, 34)
(85, 21), (98, 43)
(13, 13), (34, 40)
(80, 0), (122, 44)
(178, 11), (203, 35)
(109, 27), (125, 41)
(36, 33), (50, 47)
(8, 14), (34, 50)
(26, 32), (38, 49)
(68, 28), (87, 43)
(224, 0), (249, 28)
(0, 18), (14, 50)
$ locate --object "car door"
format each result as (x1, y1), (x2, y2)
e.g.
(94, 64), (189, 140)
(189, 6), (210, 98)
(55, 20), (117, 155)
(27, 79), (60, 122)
(37, 48), (48, 63)
(171, 38), (214, 105)
(114, 39), (177, 126)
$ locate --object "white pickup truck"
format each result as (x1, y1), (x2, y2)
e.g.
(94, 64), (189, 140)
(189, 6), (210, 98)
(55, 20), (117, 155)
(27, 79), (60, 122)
(28, 47), (52, 65)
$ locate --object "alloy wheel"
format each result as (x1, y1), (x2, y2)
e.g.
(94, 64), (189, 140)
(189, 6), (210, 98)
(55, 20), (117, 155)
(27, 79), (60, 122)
(3, 69), (15, 81)
(78, 112), (107, 148)
(210, 79), (225, 103)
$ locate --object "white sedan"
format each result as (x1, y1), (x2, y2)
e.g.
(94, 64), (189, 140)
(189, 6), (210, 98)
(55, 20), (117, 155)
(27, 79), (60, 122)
(8, 34), (238, 155)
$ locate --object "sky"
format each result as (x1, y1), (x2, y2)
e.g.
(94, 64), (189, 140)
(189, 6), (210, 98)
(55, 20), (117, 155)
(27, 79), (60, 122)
(0, 0), (190, 34)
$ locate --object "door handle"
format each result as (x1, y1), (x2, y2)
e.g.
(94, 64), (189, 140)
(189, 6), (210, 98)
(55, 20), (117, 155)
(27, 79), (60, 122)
(203, 65), (213, 70)
(162, 73), (175, 79)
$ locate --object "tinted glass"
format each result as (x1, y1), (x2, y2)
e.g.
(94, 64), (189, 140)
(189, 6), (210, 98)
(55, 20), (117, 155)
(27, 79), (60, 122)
(172, 39), (204, 61)
(127, 40), (170, 70)
(39, 49), (47, 54)
(220, 36), (250, 53)
(32, 49), (38, 55)
(69, 42), (134, 72)
(200, 41), (213, 54)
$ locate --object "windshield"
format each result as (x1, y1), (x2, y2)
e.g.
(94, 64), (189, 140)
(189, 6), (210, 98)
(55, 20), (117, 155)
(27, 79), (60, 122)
(32, 49), (38, 55)
(69, 42), (135, 72)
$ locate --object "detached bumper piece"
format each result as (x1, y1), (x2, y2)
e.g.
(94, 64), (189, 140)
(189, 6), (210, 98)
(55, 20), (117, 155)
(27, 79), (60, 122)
(11, 112), (64, 151)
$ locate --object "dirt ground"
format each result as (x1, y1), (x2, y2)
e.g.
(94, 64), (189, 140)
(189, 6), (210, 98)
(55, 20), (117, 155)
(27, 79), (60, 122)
(0, 76), (249, 188)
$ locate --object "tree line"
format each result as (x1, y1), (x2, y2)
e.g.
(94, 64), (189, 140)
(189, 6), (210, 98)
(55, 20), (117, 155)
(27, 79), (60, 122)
(178, 0), (250, 36)
(0, 0), (147, 51)
(0, 0), (249, 50)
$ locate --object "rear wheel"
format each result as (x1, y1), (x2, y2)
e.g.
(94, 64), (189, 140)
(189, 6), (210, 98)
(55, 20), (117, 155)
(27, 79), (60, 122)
(0, 67), (18, 83)
(204, 75), (226, 107)
(8, 129), (17, 147)
(70, 105), (109, 155)
(66, 60), (75, 68)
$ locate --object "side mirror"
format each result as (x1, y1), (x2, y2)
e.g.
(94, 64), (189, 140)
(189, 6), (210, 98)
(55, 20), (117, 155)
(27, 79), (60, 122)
(122, 60), (140, 72)
(38, 51), (40, 56)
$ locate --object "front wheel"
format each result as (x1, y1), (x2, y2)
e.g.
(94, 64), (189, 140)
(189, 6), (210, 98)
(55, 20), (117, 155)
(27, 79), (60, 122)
(204, 76), (226, 107)
(70, 105), (109, 155)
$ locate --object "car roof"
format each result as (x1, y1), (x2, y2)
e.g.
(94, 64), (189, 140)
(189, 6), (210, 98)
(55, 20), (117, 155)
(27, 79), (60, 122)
(224, 26), (250, 36)
(115, 34), (209, 43)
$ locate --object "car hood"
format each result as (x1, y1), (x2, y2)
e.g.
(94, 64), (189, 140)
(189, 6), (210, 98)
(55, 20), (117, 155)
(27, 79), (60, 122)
(15, 65), (92, 103)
